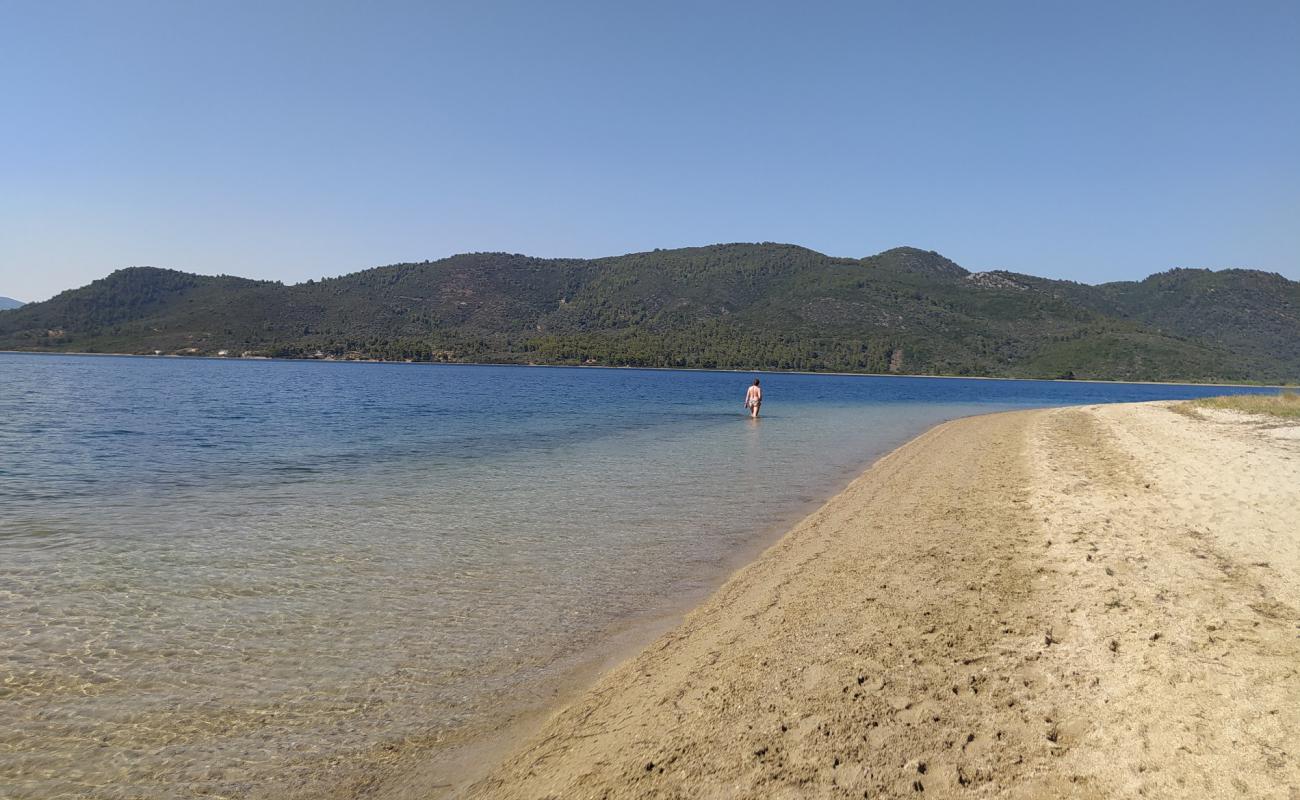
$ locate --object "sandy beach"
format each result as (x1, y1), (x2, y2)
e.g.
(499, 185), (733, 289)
(435, 401), (1300, 799)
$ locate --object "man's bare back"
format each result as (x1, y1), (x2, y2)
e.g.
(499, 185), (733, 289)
(744, 379), (762, 418)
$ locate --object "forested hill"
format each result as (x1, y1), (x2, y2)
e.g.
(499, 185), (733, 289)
(2, 244), (1296, 383)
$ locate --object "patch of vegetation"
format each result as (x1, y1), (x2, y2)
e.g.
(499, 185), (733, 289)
(1185, 390), (1300, 419)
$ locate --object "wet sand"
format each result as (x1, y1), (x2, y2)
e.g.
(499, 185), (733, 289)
(455, 402), (1300, 798)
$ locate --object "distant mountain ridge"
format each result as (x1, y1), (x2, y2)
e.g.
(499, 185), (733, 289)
(0, 296), (24, 310)
(1, 244), (1296, 383)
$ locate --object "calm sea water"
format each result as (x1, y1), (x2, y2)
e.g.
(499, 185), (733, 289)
(0, 354), (1273, 798)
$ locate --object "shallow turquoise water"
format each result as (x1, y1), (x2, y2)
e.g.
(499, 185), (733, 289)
(0, 354), (1273, 797)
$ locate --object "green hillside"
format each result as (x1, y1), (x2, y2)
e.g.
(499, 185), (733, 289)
(1, 244), (1295, 383)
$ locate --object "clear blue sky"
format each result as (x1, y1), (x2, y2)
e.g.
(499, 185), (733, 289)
(3, 0), (1298, 302)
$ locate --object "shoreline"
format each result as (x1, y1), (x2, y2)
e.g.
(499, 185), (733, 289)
(0, 349), (1287, 388)
(447, 400), (1299, 798)
(293, 414), (960, 800)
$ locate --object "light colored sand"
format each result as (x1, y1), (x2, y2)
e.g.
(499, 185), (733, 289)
(459, 402), (1300, 799)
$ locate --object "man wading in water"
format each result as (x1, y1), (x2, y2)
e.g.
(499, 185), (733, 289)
(744, 379), (762, 419)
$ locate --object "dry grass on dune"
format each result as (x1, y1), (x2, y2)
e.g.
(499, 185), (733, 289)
(1183, 389), (1300, 419)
